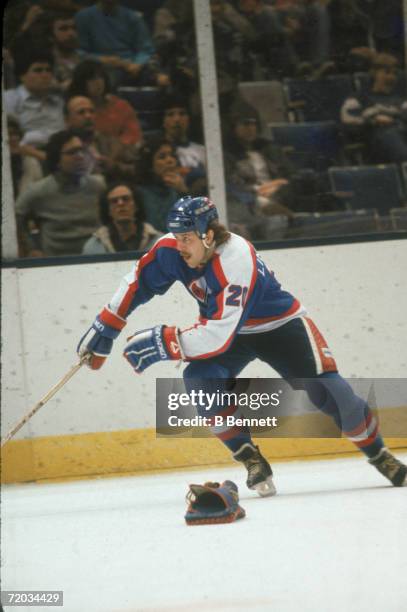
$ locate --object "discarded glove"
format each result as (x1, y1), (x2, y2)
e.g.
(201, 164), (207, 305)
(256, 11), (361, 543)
(185, 480), (246, 525)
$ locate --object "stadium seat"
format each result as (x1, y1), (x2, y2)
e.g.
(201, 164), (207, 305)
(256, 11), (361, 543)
(118, 87), (164, 134)
(284, 75), (354, 122)
(390, 207), (407, 230)
(286, 210), (380, 238)
(118, 87), (163, 111)
(328, 164), (405, 215)
(267, 121), (340, 171)
(136, 112), (163, 133)
(238, 81), (287, 133)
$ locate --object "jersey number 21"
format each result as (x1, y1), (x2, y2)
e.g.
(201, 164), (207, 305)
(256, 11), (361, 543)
(226, 285), (248, 307)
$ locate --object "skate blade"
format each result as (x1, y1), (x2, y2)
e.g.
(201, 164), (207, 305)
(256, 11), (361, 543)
(252, 476), (276, 497)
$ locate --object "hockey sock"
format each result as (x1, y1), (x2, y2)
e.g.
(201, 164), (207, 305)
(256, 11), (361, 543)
(183, 367), (253, 453)
(208, 404), (252, 453)
(304, 379), (342, 428)
(212, 429), (252, 453)
(342, 404), (384, 459)
(307, 373), (385, 459)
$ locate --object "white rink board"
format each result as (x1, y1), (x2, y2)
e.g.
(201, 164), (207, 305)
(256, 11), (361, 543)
(2, 239), (407, 438)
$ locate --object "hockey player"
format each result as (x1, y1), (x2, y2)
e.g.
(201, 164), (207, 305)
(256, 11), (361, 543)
(78, 196), (407, 495)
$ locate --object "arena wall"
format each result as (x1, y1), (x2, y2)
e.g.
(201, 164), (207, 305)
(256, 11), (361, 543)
(2, 239), (406, 483)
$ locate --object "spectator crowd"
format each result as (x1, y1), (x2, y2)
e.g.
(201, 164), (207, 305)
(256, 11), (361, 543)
(3, 0), (406, 258)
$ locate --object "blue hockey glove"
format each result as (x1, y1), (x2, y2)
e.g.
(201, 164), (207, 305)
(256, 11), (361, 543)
(124, 325), (183, 374)
(77, 307), (126, 370)
(185, 480), (246, 525)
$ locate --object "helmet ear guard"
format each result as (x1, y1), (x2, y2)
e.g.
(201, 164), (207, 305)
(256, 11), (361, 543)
(167, 196), (219, 239)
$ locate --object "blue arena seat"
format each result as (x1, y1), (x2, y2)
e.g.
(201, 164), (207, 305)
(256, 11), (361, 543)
(118, 87), (164, 133)
(238, 81), (288, 133)
(136, 111), (164, 133)
(328, 164), (405, 215)
(267, 121), (340, 171)
(118, 87), (163, 111)
(287, 210), (380, 238)
(390, 207), (407, 230)
(284, 74), (354, 122)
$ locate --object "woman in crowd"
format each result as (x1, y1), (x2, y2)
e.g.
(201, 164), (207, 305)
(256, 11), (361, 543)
(137, 136), (191, 233)
(67, 60), (143, 146)
(83, 181), (162, 255)
(222, 103), (296, 240)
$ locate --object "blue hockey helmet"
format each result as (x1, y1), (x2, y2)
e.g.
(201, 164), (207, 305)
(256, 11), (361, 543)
(167, 196), (219, 238)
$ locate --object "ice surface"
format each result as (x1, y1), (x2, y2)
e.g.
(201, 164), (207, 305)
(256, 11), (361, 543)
(2, 454), (406, 612)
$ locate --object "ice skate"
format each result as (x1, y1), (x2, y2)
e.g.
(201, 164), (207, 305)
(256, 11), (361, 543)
(233, 443), (276, 497)
(368, 448), (407, 487)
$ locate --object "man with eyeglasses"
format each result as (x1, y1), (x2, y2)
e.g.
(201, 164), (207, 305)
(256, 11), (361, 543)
(4, 51), (65, 149)
(15, 129), (105, 258)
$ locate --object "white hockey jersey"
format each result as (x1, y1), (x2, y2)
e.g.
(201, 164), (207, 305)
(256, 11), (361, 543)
(109, 233), (305, 359)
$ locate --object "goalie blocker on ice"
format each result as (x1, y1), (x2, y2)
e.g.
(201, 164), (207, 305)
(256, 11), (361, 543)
(78, 196), (407, 493)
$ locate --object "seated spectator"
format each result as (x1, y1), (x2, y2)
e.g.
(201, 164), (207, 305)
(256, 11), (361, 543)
(4, 4), (48, 84)
(153, 0), (198, 98)
(210, 0), (257, 109)
(328, 0), (372, 73)
(162, 94), (207, 193)
(65, 95), (103, 173)
(83, 181), (162, 255)
(237, 0), (293, 79)
(224, 105), (295, 211)
(273, 1), (332, 77)
(371, 1), (404, 61)
(4, 50), (65, 148)
(7, 117), (43, 199)
(67, 60), (143, 146)
(75, 0), (162, 87)
(300, 0), (331, 68)
(64, 95), (140, 181)
(49, 10), (82, 91)
(341, 53), (407, 163)
(223, 104), (299, 239)
(15, 129), (105, 257)
(153, 0), (194, 49)
(137, 136), (191, 232)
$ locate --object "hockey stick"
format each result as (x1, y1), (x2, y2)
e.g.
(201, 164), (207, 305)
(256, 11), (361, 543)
(1, 355), (89, 448)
